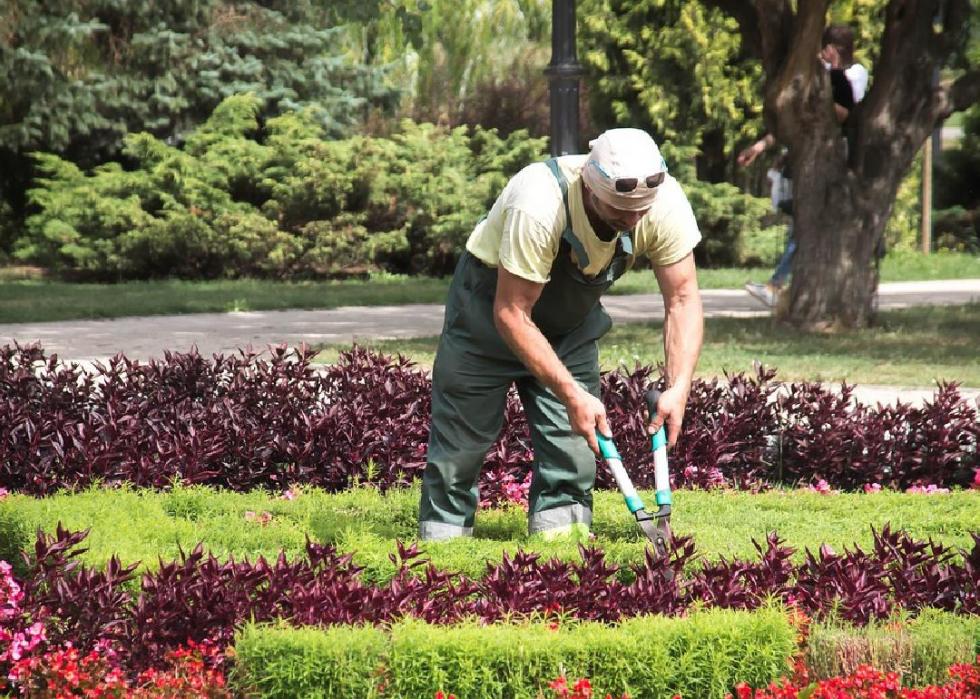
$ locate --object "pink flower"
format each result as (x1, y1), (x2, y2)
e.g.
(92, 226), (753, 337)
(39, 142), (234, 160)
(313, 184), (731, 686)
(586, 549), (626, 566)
(280, 487), (299, 501)
(808, 479), (833, 495)
(906, 484), (950, 495)
(973, 469), (980, 490)
(0, 488), (8, 499)
(497, 471), (531, 511)
(550, 676), (569, 695)
(863, 482), (882, 493)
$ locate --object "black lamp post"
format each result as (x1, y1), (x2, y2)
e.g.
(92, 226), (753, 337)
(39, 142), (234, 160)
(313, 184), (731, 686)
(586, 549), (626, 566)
(546, 0), (584, 156)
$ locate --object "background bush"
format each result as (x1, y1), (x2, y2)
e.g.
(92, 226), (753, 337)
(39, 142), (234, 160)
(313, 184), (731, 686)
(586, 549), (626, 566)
(14, 96), (548, 279)
(13, 95), (779, 280)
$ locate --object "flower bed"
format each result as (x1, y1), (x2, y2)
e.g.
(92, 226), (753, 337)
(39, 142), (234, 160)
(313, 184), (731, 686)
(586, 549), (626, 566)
(1, 343), (978, 697)
(0, 523), (977, 684)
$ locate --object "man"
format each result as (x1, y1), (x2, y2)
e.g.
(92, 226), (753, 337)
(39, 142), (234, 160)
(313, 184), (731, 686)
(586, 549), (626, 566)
(419, 128), (704, 541)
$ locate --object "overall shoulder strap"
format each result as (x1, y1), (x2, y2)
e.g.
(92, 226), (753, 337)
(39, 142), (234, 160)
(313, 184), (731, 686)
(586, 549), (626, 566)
(619, 230), (634, 257)
(544, 158), (590, 270)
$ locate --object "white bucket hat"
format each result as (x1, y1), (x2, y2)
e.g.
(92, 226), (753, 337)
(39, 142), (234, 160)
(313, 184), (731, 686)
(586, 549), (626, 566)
(582, 128), (668, 211)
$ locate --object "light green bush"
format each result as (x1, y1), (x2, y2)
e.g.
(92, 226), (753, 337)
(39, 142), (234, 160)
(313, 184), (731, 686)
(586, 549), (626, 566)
(231, 622), (387, 699)
(232, 609), (795, 699)
(806, 609), (980, 686)
(685, 180), (773, 267)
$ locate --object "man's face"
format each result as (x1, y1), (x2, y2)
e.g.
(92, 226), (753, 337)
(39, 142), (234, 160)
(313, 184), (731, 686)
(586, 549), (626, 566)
(588, 190), (650, 232)
(821, 43), (843, 68)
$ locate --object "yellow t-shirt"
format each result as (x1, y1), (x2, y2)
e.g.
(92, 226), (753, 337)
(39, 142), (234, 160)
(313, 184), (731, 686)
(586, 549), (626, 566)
(465, 155), (702, 283)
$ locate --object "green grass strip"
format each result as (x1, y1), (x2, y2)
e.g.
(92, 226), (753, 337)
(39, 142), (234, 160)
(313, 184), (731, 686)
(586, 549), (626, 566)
(229, 623), (388, 699)
(313, 303), (980, 386)
(1, 250), (977, 323)
(806, 609), (980, 686)
(231, 608), (795, 699)
(1, 486), (975, 583)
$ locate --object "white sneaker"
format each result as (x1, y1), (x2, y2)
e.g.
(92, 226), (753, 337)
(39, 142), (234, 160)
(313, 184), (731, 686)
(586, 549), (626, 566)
(745, 282), (777, 307)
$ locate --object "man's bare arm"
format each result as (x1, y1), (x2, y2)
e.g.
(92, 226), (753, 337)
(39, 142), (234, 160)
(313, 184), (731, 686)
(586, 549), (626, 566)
(651, 252), (704, 447)
(493, 266), (610, 454)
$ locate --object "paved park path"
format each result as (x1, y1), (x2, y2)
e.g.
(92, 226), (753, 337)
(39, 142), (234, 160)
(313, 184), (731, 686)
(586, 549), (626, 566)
(3, 279), (979, 405)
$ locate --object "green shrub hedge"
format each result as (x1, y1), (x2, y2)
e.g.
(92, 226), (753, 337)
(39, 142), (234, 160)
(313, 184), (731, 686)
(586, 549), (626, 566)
(806, 609), (980, 686)
(13, 94), (773, 280)
(231, 609), (795, 699)
(1, 485), (976, 583)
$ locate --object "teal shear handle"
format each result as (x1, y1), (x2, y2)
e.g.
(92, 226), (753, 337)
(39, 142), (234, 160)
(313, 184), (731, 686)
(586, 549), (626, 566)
(646, 389), (673, 508)
(596, 432), (646, 513)
(594, 387), (673, 557)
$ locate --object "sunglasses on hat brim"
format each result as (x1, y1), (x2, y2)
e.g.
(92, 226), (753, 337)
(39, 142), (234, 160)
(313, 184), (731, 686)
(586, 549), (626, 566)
(614, 172), (666, 193)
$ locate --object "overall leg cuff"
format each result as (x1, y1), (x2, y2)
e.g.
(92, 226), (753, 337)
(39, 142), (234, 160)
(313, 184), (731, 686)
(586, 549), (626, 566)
(419, 521), (474, 541)
(528, 503), (592, 536)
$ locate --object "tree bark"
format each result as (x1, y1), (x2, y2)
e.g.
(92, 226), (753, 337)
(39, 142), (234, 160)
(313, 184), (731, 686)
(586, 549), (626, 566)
(706, 0), (973, 329)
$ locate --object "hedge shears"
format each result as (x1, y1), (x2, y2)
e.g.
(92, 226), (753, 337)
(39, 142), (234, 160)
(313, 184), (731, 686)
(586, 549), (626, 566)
(595, 388), (672, 557)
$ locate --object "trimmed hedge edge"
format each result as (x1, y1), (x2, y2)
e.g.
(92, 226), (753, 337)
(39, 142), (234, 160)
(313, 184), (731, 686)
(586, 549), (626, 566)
(230, 607), (795, 699)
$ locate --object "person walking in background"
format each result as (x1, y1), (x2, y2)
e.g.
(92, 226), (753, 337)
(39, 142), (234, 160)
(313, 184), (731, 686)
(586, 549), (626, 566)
(418, 128), (704, 541)
(741, 24), (868, 308)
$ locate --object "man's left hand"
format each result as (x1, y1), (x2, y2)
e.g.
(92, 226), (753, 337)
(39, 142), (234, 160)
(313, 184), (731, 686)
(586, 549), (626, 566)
(646, 384), (689, 448)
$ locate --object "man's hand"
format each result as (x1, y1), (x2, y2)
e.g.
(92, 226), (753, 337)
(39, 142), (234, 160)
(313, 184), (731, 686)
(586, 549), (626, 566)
(736, 134), (774, 168)
(565, 386), (611, 455)
(646, 384), (688, 448)
(736, 141), (765, 167)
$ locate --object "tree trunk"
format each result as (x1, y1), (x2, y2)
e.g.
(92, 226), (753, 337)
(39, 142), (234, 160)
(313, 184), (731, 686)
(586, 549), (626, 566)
(787, 149), (888, 329)
(707, 0), (980, 329)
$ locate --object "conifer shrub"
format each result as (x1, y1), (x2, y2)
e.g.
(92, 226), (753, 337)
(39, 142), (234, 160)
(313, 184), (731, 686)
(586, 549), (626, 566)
(14, 96), (548, 280)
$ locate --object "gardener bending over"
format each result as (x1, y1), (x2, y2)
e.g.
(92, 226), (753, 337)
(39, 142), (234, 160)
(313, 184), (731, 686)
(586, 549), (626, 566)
(419, 128), (704, 541)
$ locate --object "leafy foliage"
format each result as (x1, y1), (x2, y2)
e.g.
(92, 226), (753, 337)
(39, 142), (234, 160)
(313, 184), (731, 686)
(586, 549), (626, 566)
(934, 104), (980, 254)
(579, 0), (763, 180)
(1, 344), (977, 498)
(0, 2), (398, 213)
(15, 96), (547, 278)
(355, 0), (551, 130)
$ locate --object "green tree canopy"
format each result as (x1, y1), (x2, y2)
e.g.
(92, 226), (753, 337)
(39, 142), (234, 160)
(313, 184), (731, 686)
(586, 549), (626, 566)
(579, 0), (763, 181)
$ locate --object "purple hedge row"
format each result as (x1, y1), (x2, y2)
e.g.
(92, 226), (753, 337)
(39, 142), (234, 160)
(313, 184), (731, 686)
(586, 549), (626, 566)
(1, 344), (977, 498)
(7, 525), (979, 674)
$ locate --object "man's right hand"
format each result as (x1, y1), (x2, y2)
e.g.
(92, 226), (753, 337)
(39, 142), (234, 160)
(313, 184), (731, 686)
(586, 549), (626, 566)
(737, 134), (774, 168)
(737, 140), (766, 167)
(564, 386), (610, 455)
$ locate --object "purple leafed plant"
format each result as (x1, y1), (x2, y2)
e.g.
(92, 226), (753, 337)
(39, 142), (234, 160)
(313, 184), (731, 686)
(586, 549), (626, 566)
(1, 344), (977, 495)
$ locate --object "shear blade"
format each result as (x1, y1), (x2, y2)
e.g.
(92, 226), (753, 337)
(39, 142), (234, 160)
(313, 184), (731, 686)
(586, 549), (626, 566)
(635, 510), (674, 580)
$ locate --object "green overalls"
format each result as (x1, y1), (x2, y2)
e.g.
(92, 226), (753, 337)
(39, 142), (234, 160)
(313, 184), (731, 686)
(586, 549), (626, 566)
(419, 159), (636, 540)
